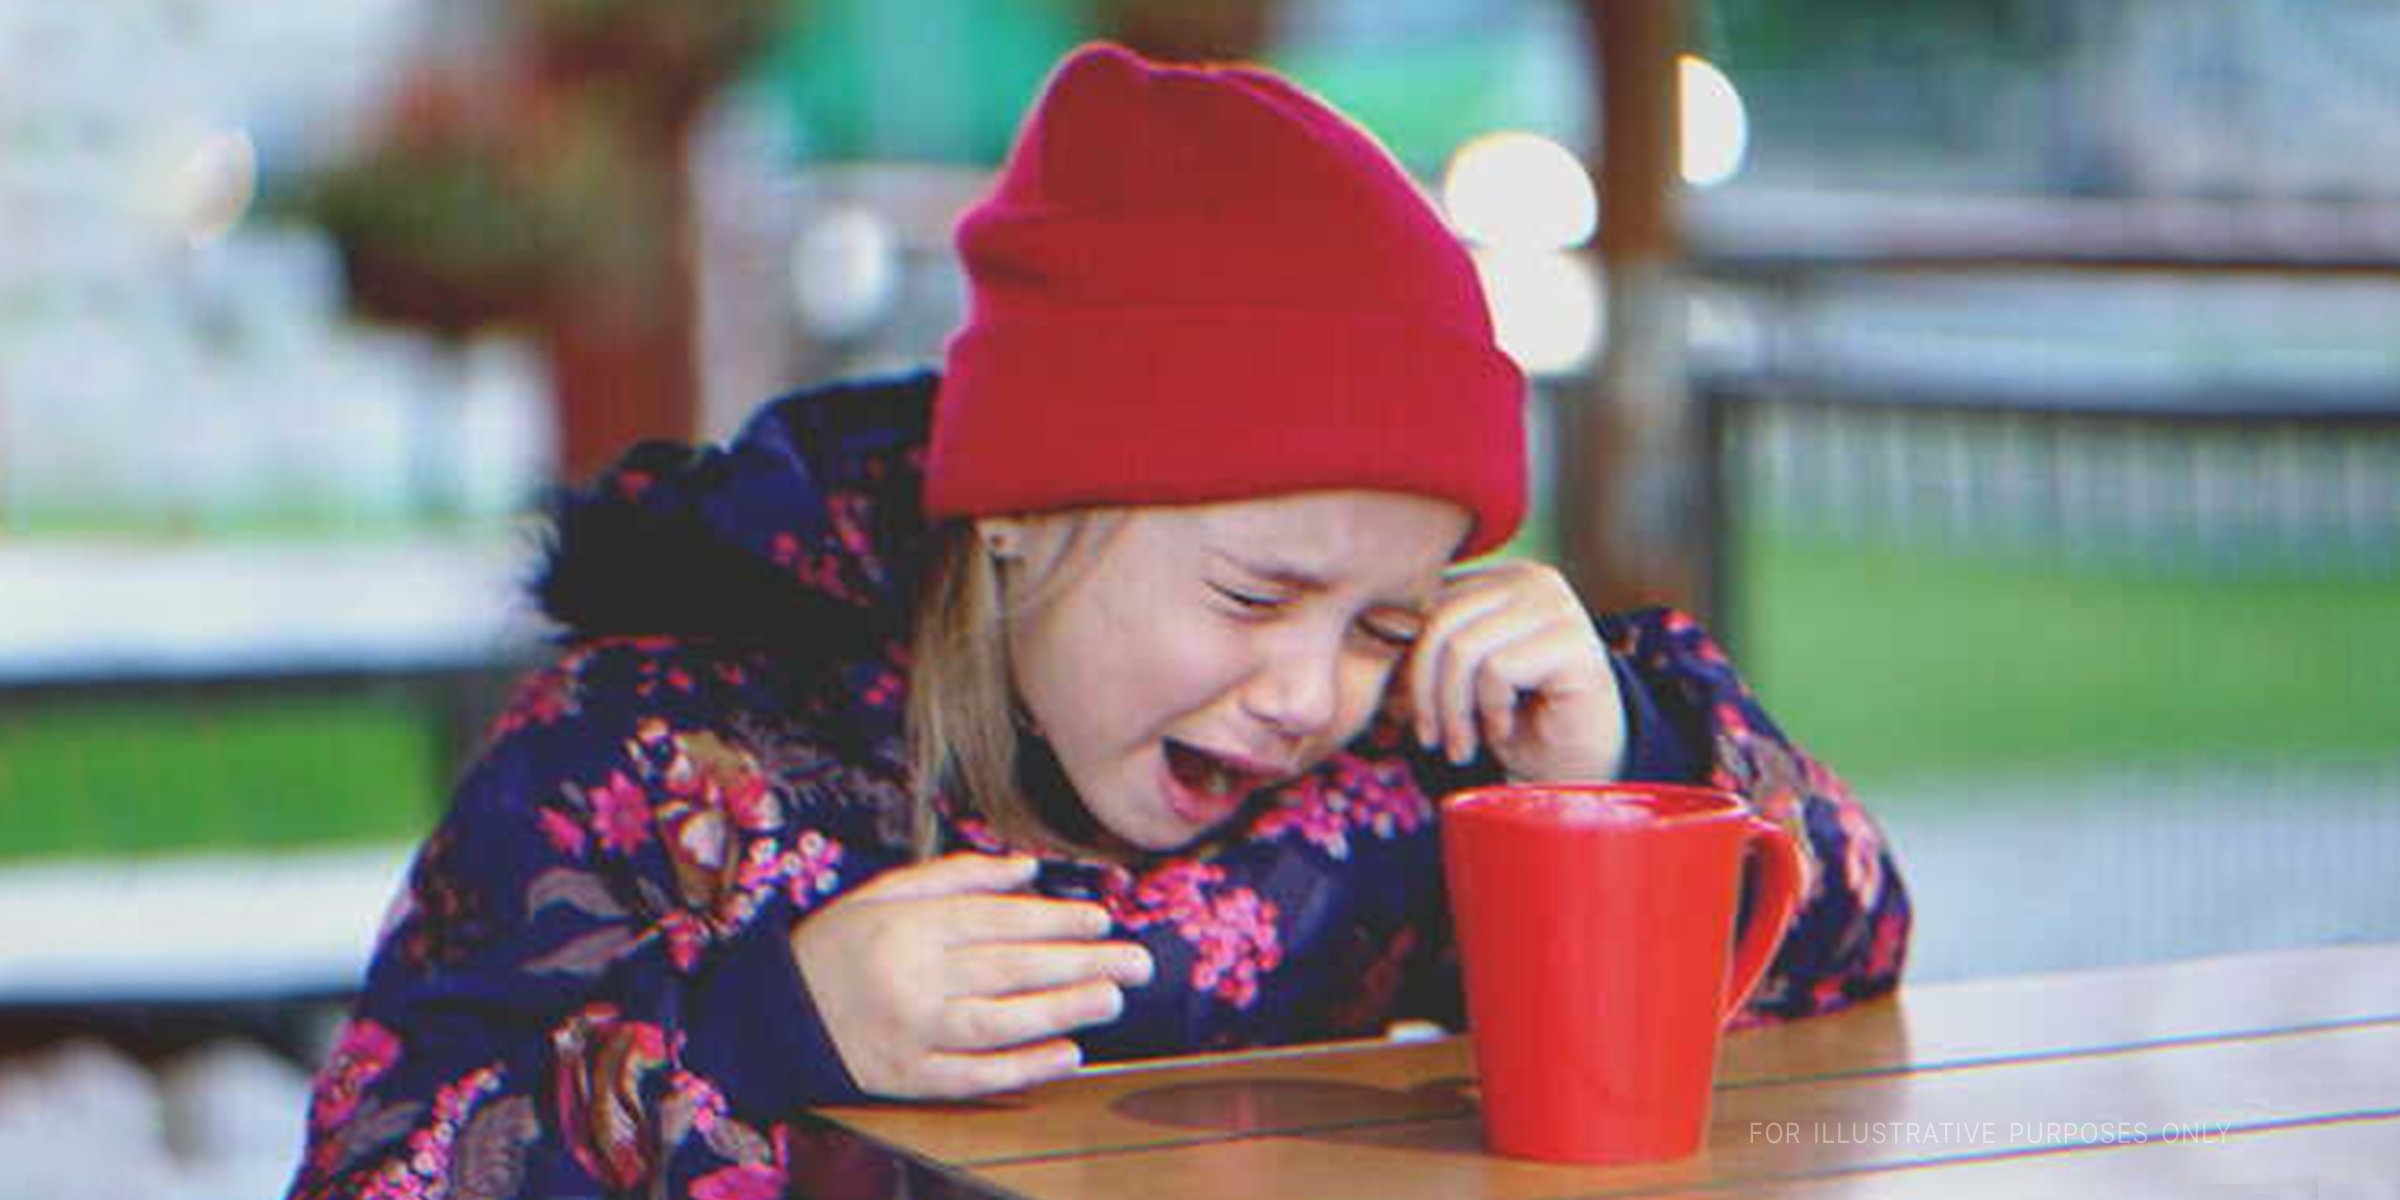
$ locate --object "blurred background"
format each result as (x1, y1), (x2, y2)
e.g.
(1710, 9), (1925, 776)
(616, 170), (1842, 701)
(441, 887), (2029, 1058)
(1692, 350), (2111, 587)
(3, 0), (2397, 1194)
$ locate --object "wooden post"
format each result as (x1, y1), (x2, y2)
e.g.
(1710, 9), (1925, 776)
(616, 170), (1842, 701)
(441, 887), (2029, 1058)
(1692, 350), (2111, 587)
(1564, 0), (1714, 623)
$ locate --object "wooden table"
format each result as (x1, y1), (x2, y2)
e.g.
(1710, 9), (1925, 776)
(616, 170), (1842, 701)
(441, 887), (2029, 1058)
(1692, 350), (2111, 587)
(801, 943), (2400, 1198)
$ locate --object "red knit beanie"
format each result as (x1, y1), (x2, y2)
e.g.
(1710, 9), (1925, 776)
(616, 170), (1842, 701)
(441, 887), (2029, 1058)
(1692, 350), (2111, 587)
(924, 43), (1527, 557)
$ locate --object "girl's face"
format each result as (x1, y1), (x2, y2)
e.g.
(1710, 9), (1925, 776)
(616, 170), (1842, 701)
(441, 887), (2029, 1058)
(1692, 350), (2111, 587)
(991, 490), (1469, 853)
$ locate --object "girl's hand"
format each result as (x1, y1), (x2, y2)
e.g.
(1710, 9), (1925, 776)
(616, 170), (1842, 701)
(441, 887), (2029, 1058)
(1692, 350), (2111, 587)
(1406, 560), (1626, 783)
(789, 853), (1154, 1099)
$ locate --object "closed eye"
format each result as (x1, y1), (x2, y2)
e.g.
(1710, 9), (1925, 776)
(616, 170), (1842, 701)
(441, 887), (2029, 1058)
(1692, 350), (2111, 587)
(1211, 583), (1286, 612)
(1357, 620), (1418, 652)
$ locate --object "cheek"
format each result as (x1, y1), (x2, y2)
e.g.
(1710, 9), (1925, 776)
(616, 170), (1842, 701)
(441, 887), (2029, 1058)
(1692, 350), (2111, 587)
(1064, 586), (1256, 735)
(1328, 652), (1403, 741)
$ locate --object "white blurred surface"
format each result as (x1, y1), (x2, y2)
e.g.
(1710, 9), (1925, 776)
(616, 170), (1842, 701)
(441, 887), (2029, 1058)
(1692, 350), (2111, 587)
(0, 535), (541, 683)
(0, 1035), (318, 1200)
(0, 845), (411, 1005)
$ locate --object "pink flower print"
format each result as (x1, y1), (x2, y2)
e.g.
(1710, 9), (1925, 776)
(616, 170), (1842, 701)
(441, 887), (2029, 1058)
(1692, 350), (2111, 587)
(827, 493), (873, 557)
(785, 830), (845, 908)
(615, 470), (654, 500)
(1113, 863), (1283, 1009)
(694, 1164), (787, 1200)
(308, 1019), (401, 1132)
(659, 910), (708, 971)
(1836, 796), (1886, 908)
(858, 665), (902, 710)
(943, 809), (1010, 855)
(551, 1006), (673, 1191)
(663, 731), (781, 832)
(736, 839), (795, 898)
(1254, 791), (1352, 857)
(493, 666), (581, 738)
(358, 1066), (501, 1200)
(589, 771), (653, 855)
(669, 1068), (732, 1137)
(1111, 861), (1217, 928)
(1254, 756), (1429, 859)
(537, 806), (590, 857)
(1184, 885), (1283, 1008)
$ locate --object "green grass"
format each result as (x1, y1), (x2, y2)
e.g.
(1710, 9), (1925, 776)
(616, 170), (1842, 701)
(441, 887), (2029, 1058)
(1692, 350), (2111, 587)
(0, 693), (442, 862)
(1732, 529), (2400, 793)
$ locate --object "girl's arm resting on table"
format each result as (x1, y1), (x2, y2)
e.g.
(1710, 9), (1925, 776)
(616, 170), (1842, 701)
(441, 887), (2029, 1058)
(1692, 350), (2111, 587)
(1598, 608), (1912, 1022)
(1393, 606), (1907, 1032)
(287, 643), (873, 1199)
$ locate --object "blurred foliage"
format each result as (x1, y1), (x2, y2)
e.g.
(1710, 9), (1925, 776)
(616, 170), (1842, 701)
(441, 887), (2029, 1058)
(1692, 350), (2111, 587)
(279, 0), (788, 332)
(1736, 529), (2400, 791)
(1705, 0), (2070, 69)
(0, 695), (439, 861)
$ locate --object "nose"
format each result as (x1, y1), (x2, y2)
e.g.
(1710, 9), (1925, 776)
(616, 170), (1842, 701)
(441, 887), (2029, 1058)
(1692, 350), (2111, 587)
(1239, 629), (1343, 740)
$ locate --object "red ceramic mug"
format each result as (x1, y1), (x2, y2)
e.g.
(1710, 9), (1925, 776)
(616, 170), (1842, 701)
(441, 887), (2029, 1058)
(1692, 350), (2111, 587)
(1440, 782), (1806, 1164)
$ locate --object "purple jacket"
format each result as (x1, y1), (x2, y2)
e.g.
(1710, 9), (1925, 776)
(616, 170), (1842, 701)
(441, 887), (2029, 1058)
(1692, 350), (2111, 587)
(287, 372), (1909, 1199)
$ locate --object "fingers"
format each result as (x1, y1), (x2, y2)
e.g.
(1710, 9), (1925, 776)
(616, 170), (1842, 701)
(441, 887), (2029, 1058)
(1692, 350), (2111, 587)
(938, 978), (1127, 1052)
(1409, 584), (1511, 757)
(915, 1039), (1086, 1099)
(933, 893), (1115, 945)
(847, 852), (1039, 904)
(1430, 604), (1544, 765)
(951, 939), (1155, 997)
(1409, 563), (1611, 770)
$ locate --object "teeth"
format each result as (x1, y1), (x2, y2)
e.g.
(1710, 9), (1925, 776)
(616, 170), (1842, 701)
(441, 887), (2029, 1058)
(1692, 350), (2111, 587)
(1206, 761), (1235, 796)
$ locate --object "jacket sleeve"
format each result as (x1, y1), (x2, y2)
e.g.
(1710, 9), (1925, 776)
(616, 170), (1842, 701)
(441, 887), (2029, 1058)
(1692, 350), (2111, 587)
(285, 640), (879, 1200)
(1600, 608), (1911, 1021)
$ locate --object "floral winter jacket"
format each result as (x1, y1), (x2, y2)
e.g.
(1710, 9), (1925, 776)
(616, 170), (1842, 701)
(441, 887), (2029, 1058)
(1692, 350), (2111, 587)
(286, 371), (1909, 1199)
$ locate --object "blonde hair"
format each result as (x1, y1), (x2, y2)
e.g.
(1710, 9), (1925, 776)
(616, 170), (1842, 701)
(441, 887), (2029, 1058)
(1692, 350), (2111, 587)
(904, 512), (1119, 859)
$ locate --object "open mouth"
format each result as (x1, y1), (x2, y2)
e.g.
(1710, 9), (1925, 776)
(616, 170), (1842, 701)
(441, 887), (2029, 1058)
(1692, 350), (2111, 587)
(1162, 738), (1269, 806)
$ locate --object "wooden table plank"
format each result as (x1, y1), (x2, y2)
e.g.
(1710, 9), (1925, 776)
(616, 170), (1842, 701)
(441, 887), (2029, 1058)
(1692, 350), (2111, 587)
(1664, 1113), (2400, 1199)
(1719, 942), (2400, 1084)
(815, 1034), (1475, 1171)
(814, 945), (2400, 1169)
(970, 1019), (2400, 1200)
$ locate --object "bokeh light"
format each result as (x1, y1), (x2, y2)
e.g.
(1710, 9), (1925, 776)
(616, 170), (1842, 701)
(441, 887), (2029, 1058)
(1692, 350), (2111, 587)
(1473, 246), (1604, 376)
(790, 204), (899, 339)
(166, 127), (258, 249)
(1680, 55), (1748, 188)
(1441, 131), (1598, 251)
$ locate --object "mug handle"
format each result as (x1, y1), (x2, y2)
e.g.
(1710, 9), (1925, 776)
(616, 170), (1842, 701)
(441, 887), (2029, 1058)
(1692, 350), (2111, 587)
(1720, 814), (1807, 1025)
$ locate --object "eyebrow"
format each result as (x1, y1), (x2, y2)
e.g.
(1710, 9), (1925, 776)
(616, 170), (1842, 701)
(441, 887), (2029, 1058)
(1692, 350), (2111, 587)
(1207, 548), (1432, 611)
